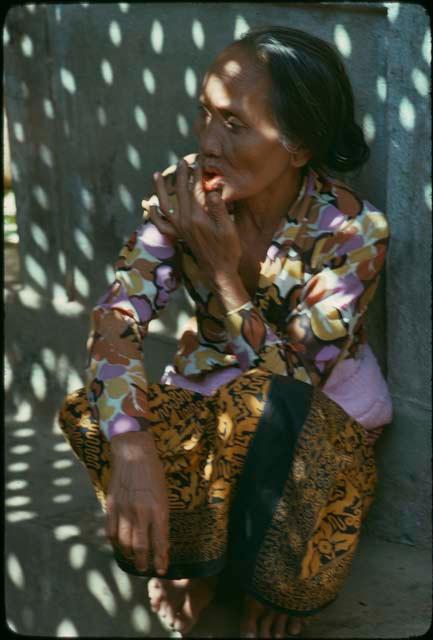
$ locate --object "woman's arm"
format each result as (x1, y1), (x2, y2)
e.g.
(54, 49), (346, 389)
(220, 202), (390, 384)
(86, 219), (181, 441)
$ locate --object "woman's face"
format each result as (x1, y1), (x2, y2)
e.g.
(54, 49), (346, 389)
(194, 45), (303, 203)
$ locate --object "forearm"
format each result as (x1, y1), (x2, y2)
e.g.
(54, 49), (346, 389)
(211, 272), (251, 313)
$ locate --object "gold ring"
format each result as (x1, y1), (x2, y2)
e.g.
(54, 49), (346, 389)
(166, 207), (175, 216)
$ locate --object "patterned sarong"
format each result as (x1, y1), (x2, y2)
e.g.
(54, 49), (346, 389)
(58, 368), (376, 615)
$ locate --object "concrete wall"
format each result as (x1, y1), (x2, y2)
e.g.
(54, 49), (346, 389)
(4, 0), (431, 552)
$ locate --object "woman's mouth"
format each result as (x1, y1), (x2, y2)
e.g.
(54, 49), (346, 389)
(202, 169), (225, 193)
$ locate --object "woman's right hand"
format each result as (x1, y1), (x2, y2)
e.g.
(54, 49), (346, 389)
(106, 430), (169, 575)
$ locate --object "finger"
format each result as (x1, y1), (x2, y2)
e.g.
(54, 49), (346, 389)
(176, 158), (191, 215)
(192, 162), (206, 209)
(117, 511), (133, 558)
(131, 521), (150, 571)
(105, 494), (118, 544)
(149, 205), (178, 240)
(150, 514), (170, 575)
(153, 172), (172, 216)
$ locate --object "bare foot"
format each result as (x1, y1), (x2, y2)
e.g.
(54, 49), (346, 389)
(147, 575), (218, 634)
(240, 594), (304, 638)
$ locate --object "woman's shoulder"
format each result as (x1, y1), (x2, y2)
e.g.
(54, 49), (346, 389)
(309, 169), (389, 240)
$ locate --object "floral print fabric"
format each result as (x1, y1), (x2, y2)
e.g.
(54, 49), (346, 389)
(86, 168), (389, 441)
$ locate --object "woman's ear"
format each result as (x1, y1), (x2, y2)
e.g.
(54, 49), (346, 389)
(290, 145), (312, 168)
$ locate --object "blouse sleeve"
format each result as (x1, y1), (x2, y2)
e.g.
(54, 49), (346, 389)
(223, 201), (389, 385)
(86, 218), (181, 441)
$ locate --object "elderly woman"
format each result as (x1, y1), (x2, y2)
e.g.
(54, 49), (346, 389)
(59, 25), (392, 638)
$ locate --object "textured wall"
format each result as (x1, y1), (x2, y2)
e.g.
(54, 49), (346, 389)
(4, 1), (431, 551)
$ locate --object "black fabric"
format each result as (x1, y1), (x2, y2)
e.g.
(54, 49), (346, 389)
(227, 375), (313, 585)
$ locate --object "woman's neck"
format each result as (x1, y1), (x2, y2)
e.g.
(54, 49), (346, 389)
(233, 167), (304, 235)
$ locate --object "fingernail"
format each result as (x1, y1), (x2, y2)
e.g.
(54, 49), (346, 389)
(153, 172), (160, 180)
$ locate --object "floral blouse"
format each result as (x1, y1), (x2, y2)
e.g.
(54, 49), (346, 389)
(86, 167), (389, 441)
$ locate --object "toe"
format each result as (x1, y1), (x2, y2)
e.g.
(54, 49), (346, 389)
(273, 614), (289, 639)
(147, 578), (164, 612)
(287, 617), (303, 636)
(240, 596), (265, 638)
(259, 613), (274, 638)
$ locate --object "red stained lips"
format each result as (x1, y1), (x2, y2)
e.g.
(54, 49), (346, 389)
(202, 167), (225, 193)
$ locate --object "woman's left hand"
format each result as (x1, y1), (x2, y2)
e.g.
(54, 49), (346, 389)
(149, 159), (242, 287)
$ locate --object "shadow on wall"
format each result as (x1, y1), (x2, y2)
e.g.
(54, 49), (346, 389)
(3, 2), (431, 635)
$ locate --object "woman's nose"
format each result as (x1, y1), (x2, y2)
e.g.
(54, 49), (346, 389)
(195, 117), (222, 157)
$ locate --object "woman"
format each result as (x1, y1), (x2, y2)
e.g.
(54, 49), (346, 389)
(59, 26), (392, 638)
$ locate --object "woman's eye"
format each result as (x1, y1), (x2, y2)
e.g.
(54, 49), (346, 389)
(225, 118), (245, 132)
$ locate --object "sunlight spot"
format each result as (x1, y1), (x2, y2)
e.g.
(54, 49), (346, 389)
(5, 354), (12, 391)
(7, 479), (28, 490)
(7, 511), (36, 523)
(119, 184), (134, 212)
(55, 6), (62, 22)
(334, 24), (351, 58)
(31, 362), (47, 400)
(105, 264), (115, 283)
(67, 369), (84, 394)
(425, 183), (432, 210)
(56, 619), (79, 637)
(53, 494), (73, 504)
(191, 19), (205, 50)
(97, 105), (108, 127)
(4, 25), (10, 46)
(53, 282), (68, 303)
(60, 67), (77, 94)
(110, 561), (132, 601)
(176, 113), (189, 137)
(6, 495), (31, 507)
(376, 75), (387, 102)
(7, 554), (25, 589)
(127, 144), (142, 170)
(69, 543), (88, 570)
(54, 524), (81, 541)
(10, 444), (32, 455)
(184, 67), (197, 98)
(119, 3), (130, 12)
(131, 604), (151, 633)
(41, 347), (56, 372)
(11, 161), (20, 182)
(168, 150), (179, 165)
(53, 477), (72, 487)
(43, 98), (55, 119)
(8, 461), (30, 472)
(21, 34), (34, 57)
(11, 405), (30, 425)
(74, 228), (94, 260)
(31, 223), (49, 252)
(134, 106), (148, 131)
(101, 59), (114, 85)
(109, 20), (122, 47)
(32, 184), (49, 210)
(52, 459), (74, 470)
(39, 143), (53, 168)
(57, 252), (66, 276)
(13, 122), (25, 143)
(18, 285), (42, 310)
(53, 441), (70, 453)
(21, 81), (30, 99)
(150, 19), (164, 53)
(422, 28), (431, 65)
(81, 187), (95, 211)
(12, 426), (35, 437)
(86, 570), (117, 616)
(362, 113), (376, 143)
(387, 3), (400, 23)
(234, 15), (250, 40)
(143, 68), (156, 94)
(74, 266), (90, 297)
(25, 255), (48, 288)
(411, 67), (429, 97)
(399, 96), (416, 131)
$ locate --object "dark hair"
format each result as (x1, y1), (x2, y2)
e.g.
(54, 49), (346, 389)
(236, 25), (369, 173)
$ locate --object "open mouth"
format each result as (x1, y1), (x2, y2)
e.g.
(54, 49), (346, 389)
(202, 169), (225, 193)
